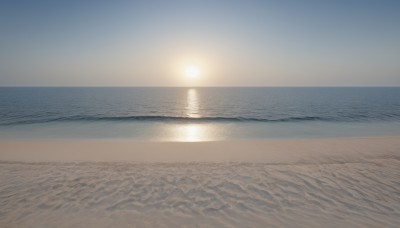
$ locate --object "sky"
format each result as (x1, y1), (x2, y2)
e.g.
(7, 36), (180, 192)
(0, 0), (399, 86)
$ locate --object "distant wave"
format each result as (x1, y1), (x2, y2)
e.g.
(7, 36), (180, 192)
(0, 115), (329, 126)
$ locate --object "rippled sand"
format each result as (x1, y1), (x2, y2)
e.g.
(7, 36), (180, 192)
(1, 160), (399, 227)
(1, 138), (400, 227)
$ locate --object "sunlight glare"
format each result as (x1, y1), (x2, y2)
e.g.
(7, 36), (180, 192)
(186, 89), (200, 118)
(185, 65), (200, 78)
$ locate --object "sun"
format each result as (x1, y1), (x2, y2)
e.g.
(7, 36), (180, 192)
(185, 65), (200, 78)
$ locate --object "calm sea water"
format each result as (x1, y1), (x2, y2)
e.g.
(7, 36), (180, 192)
(1, 87), (400, 141)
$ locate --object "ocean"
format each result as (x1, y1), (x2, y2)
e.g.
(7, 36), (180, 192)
(1, 87), (400, 141)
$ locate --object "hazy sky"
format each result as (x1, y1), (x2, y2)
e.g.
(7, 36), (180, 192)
(1, 0), (399, 86)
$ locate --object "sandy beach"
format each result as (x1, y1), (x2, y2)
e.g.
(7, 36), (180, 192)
(2, 0), (400, 226)
(1, 137), (400, 227)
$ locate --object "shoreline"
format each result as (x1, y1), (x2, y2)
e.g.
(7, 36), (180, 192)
(1, 136), (400, 163)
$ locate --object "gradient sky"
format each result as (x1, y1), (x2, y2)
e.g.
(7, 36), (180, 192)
(1, 0), (399, 86)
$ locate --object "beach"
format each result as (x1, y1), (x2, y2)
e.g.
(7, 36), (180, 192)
(1, 137), (400, 227)
(2, 0), (400, 227)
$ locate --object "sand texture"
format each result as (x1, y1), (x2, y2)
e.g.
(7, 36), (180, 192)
(0, 137), (400, 227)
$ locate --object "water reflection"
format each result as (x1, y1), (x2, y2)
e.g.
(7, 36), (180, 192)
(164, 89), (217, 142)
(185, 89), (200, 118)
(163, 123), (225, 142)
(173, 124), (208, 142)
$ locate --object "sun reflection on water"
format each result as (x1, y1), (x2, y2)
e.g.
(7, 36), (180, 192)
(185, 89), (200, 118)
(163, 89), (221, 142)
(174, 124), (207, 142)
